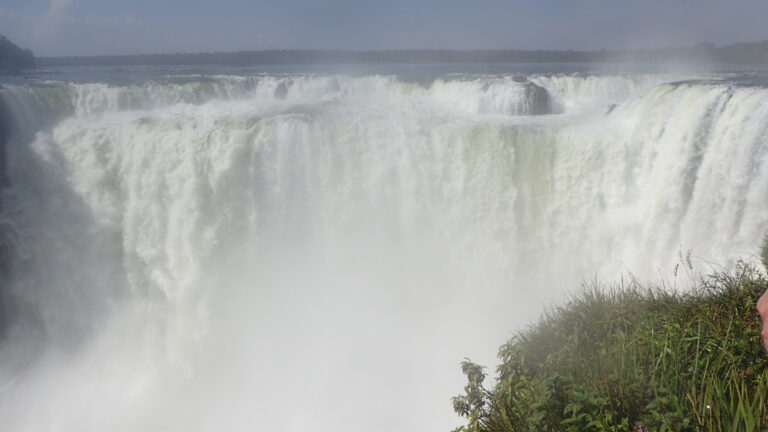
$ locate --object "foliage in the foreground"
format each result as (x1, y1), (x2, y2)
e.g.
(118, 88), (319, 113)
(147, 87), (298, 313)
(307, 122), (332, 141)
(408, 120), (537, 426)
(453, 263), (768, 432)
(761, 232), (768, 270)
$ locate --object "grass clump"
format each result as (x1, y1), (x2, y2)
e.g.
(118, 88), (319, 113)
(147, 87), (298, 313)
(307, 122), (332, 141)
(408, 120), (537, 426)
(453, 263), (768, 432)
(761, 232), (768, 270)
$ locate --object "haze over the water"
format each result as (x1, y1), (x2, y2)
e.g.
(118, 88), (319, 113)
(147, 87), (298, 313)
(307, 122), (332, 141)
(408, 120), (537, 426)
(2, 0), (768, 56)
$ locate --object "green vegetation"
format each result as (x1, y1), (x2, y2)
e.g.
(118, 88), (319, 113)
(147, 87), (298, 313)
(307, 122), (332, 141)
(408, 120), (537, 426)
(453, 257), (768, 432)
(0, 35), (35, 73)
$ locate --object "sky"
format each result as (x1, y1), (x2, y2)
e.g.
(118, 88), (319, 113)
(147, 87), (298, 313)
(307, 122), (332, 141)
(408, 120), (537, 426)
(1, 0), (768, 57)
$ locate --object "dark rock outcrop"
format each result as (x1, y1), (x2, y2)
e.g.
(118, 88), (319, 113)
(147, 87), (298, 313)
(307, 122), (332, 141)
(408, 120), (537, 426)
(274, 82), (289, 100)
(522, 82), (552, 115)
(0, 93), (10, 337)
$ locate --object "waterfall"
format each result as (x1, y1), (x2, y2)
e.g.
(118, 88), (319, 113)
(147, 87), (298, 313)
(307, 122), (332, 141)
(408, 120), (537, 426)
(0, 72), (766, 432)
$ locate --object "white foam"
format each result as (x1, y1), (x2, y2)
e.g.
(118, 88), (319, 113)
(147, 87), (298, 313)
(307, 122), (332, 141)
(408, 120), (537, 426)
(0, 73), (765, 432)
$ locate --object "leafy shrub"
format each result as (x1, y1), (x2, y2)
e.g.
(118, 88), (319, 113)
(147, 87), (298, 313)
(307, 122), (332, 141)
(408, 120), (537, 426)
(453, 264), (768, 432)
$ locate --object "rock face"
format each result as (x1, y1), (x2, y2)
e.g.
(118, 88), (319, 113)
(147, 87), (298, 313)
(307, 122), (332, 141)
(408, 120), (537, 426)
(274, 82), (289, 100)
(0, 94), (10, 337)
(0, 93), (9, 185)
(0, 35), (35, 73)
(522, 82), (552, 115)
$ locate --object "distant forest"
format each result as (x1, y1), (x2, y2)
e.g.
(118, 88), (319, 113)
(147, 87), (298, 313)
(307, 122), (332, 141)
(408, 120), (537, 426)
(37, 41), (768, 67)
(0, 36), (35, 73)
(14, 39), (768, 68)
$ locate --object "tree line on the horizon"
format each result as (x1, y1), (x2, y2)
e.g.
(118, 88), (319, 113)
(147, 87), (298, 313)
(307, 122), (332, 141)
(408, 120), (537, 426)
(35, 41), (768, 67)
(4, 33), (768, 69)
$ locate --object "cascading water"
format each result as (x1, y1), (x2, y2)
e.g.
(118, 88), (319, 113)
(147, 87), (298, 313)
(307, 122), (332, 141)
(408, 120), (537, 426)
(0, 70), (766, 432)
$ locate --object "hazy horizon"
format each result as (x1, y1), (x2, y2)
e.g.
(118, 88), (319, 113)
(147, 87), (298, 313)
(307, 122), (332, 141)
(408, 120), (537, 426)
(2, 0), (768, 57)
(26, 42), (768, 60)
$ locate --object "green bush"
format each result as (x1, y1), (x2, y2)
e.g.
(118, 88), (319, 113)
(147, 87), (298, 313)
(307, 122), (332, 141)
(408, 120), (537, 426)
(453, 264), (768, 432)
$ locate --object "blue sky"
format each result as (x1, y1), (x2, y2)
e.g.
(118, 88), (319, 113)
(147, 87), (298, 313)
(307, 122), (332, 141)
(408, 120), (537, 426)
(1, 0), (767, 56)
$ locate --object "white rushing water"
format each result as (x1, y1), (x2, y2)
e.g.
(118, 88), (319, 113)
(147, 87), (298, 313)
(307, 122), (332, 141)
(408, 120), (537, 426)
(0, 71), (766, 432)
